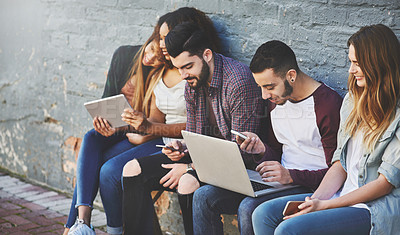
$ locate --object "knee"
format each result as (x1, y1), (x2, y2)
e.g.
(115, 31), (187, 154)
(238, 198), (256, 220)
(122, 159), (141, 177)
(83, 129), (98, 141)
(274, 220), (297, 235)
(177, 173), (200, 195)
(99, 161), (119, 185)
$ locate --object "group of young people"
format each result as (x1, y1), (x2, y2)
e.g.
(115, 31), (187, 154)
(63, 6), (400, 235)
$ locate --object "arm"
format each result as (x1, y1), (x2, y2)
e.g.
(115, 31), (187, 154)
(229, 82), (261, 140)
(184, 84), (196, 133)
(102, 46), (141, 98)
(312, 161), (347, 200)
(122, 94), (186, 138)
(286, 172), (393, 219)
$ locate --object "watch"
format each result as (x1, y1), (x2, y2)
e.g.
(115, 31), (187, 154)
(186, 163), (193, 172)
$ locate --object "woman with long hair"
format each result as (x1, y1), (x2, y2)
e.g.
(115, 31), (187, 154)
(251, 24), (400, 235)
(64, 27), (167, 235)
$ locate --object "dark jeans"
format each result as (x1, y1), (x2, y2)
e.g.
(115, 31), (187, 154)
(122, 153), (193, 235)
(193, 184), (311, 235)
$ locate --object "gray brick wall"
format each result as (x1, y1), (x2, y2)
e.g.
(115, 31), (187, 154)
(1, 0), (399, 234)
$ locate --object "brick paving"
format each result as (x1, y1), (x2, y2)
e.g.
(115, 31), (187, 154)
(0, 171), (108, 234)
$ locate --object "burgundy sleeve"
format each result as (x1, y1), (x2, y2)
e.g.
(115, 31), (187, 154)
(289, 84), (343, 190)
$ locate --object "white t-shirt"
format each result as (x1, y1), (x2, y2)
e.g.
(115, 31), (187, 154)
(271, 96), (328, 171)
(332, 132), (368, 209)
(153, 78), (187, 144)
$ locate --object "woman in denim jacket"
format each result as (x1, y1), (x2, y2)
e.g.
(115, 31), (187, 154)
(251, 24), (400, 235)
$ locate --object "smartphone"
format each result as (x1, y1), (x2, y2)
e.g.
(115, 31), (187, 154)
(282, 201), (304, 216)
(231, 130), (249, 140)
(156, 144), (180, 152)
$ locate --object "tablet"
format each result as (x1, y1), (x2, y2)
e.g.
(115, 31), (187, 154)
(84, 94), (131, 128)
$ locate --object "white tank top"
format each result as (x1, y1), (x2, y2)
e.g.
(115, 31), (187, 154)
(153, 78), (187, 144)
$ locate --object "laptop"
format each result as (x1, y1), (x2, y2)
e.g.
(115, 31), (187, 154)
(84, 94), (131, 128)
(181, 130), (299, 197)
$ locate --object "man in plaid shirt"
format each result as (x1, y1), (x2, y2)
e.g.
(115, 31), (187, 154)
(161, 22), (263, 234)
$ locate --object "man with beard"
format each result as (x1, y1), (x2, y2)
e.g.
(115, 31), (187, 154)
(121, 22), (262, 235)
(192, 40), (343, 235)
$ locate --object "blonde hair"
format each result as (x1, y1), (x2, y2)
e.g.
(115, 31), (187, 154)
(127, 25), (165, 116)
(346, 24), (400, 151)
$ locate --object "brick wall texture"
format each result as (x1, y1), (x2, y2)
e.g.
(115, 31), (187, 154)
(1, 0), (399, 234)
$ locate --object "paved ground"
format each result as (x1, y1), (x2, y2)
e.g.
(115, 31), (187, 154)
(0, 171), (108, 234)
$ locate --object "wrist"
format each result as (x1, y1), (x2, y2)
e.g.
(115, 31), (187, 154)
(141, 119), (152, 132)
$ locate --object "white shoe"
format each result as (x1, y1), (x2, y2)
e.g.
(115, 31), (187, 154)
(68, 218), (96, 235)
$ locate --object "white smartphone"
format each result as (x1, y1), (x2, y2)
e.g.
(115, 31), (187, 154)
(231, 130), (249, 140)
(156, 144), (180, 152)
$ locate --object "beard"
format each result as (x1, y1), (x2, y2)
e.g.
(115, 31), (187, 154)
(274, 79), (293, 105)
(282, 79), (293, 97)
(186, 59), (210, 90)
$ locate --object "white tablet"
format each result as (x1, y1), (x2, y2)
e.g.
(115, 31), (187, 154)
(84, 94), (131, 128)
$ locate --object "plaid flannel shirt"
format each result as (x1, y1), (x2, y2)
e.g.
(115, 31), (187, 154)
(185, 53), (263, 167)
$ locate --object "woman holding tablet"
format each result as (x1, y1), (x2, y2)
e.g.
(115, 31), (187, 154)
(252, 24), (400, 235)
(65, 7), (222, 235)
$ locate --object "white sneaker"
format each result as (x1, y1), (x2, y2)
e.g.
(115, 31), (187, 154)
(68, 218), (96, 235)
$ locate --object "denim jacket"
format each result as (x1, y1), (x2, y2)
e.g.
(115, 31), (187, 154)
(332, 93), (400, 235)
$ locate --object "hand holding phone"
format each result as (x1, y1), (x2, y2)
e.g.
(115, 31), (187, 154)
(231, 130), (249, 140)
(282, 201), (304, 216)
(156, 144), (180, 152)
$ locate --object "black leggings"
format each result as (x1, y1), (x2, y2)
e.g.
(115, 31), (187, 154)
(122, 153), (194, 235)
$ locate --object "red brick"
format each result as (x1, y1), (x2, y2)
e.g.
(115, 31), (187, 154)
(1, 227), (31, 235)
(41, 210), (63, 219)
(1, 222), (39, 234)
(52, 215), (68, 224)
(0, 201), (22, 210)
(0, 222), (13, 229)
(28, 223), (64, 233)
(19, 210), (44, 218)
(3, 215), (31, 225)
(4, 197), (30, 205)
(20, 202), (46, 211)
(0, 208), (30, 217)
(23, 215), (54, 226)
(14, 222), (40, 230)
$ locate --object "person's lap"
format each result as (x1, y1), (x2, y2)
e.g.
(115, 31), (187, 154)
(252, 193), (371, 235)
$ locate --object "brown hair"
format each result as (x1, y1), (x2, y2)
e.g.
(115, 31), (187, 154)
(346, 24), (400, 151)
(127, 25), (164, 116)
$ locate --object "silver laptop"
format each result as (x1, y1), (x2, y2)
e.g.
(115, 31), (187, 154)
(181, 130), (299, 197)
(84, 94), (131, 128)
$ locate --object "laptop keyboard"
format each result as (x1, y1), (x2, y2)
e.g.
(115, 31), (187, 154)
(251, 181), (273, 192)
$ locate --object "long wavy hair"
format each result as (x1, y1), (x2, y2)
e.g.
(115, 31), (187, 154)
(127, 26), (164, 116)
(346, 24), (400, 151)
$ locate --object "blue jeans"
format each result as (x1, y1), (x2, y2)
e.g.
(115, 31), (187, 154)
(65, 129), (163, 234)
(252, 193), (371, 235)
(193, 184), (311, 235)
